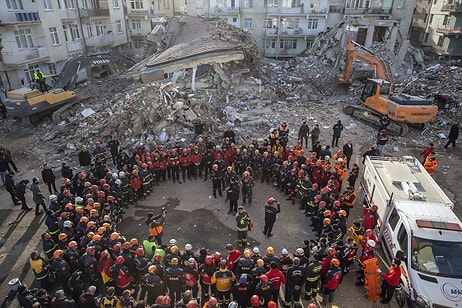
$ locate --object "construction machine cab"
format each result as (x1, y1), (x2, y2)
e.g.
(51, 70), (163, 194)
(360, 79), (392, 102)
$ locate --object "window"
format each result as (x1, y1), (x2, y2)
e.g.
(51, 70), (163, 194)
(244, 18), (253, 29)
(133, 39), (143, 49)
(48, 63), (57, 75)
(262, 39), (276, 48)
(263, 18), (273, 29)
(397, 0), (405, 8)
(424, 32), (429, 43)
(281, 18), (299, 29)
(65, 0), (75, 9)
(265, 0), (278, 7)
(44, 0), (53, 9)
(307, 19), (318, 29)
(437, 36), (444, 47)
(130, 0), (144, 9)
(282, 0), (301, 8)
(86, 23), (93, 37)
(50, 27), (60, 45)
(95, 21), (104, 36)
(7, 0), (24, 10)
(329, 5), (342, 12)
(14, 29), (33, 49)
(429, 14), (434, 23)
(112, 0), (120, 8)
(195, 0), (203, 8)
(443, 15), (450, 26)
(397, 224), (408, 256)
(280, 39), (297, 49)
(70, 24), (80, 40)
(25, 64), (39, 85)
(388, 209), (400, 231)
(244, 0), (253, 8)
(116, 20), (122, 33)
(81, 0), (89, 9)
(132, 20), (142, 30)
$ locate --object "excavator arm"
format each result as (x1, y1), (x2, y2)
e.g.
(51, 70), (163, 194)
(339, 40), (393, 85)
(53, 50), (135, 90)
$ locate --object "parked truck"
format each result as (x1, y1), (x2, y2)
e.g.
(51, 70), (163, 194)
(361, 155), (462, 307)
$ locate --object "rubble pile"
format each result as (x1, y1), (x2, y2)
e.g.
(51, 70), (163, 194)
(20, 17), (460, 163)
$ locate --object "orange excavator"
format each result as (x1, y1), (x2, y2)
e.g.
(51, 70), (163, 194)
(339, 40), (438, 136)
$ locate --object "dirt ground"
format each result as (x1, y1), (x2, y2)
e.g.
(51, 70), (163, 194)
(0, 94), (460, 308)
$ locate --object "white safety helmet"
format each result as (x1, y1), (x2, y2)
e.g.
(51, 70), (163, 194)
(49, 195), (57, 201)
(253, 246), (260, 254)
(337, 158), (344, 163)
(296, 248), (305, 256)
(281, 248), (289, 256)
(169, 239), (177, 246)
(63, 220), (73, 228)
(367, 240), (376, 248)
(324, 155), (330, 160)
(185, 244), (193, 251)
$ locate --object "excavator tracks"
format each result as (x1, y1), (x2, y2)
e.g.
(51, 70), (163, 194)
(344, 104), (409, 136)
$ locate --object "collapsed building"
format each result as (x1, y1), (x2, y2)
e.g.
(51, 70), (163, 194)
(22, 15), (460, 162)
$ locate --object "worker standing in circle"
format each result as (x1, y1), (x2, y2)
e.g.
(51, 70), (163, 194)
(263, 197), (280, 238)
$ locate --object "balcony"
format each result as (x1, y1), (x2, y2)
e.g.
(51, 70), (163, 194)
(85, 33), (114, 47)
(266, 28), (318, 37)
(67, 40), (83, 53)
(59, 9), (77, 20)
(363, 7), (392, 14)
(129, 29), (146, 36)
(267, 6), (305, 15)
(441, 4), (462, 12)
(436, 27), (462, 35)
(307, 8), (328, 15)
(0, 10), (40, 25)
(128, 9), (150, 15)
(79, 8), (110, 18)
(1, 47), (49, 66)
(209, 6), (240, 15)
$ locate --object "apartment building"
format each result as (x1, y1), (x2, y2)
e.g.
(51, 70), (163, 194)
(0, 0), (129, 91)
(186, 0), (328, 58)
(416, 0), (462, 56)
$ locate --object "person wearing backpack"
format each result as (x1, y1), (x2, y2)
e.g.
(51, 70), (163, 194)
(100, 287), (118, 308)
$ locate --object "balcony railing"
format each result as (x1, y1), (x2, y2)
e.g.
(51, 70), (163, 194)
(209, 7), (240, 15)
(85, 33), (114, 47)
(128, 9), (150, 15)
(344, 7), (391, 14)
(66, 40), (83, 53)
(1, 46), (49, 65)
(436, 27), (462, 34)
(79, 8), (110, 18)
(59, 9), (77, 20)
(0, 10), (40, 25)
(441, 4), (462, 12)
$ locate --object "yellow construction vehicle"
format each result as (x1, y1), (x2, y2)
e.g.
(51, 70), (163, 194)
(339, 41), (438, 136)
(1, 51), (134, 123)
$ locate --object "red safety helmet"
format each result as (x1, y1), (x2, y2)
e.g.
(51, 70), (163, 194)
(267, 301), (277, 308)
(250, 295), (260, 307)
(259, 274), (269, 284)
(91, 185), (98, 192)
(314, 194), (322, 201)
(103, 183), (110, 190)
(267, 197), (276, 205)
(116, 255), (125, 265)
(208, 297), (217, 307)
(334, 200), (341, 207)
(113, 243), (121, 252)
(365, 229), (374, 236)
(205, 255), (213, 266)
(107, 195), (115, 202)
(135, 247), (145, 256)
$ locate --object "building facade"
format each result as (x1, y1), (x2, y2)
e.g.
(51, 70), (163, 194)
(0, 0), (130, 90)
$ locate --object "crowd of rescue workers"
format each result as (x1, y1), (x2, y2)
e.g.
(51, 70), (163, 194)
(2, 118), (421, 308)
